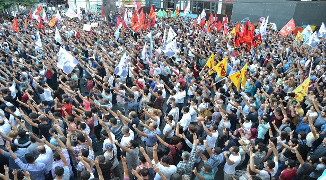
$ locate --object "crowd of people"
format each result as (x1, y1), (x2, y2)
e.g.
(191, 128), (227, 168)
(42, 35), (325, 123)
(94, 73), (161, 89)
(0, 4), (325, 180)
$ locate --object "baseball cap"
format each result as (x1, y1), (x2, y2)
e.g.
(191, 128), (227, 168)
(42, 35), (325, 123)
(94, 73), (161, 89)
(105, 143), (113, 151)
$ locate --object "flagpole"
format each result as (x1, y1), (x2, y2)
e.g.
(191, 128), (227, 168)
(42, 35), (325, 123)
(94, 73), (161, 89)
(309, 57), (313, 77)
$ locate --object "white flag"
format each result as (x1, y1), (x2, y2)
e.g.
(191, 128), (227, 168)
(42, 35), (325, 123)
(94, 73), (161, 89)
(141, 42), (147, 60)
(163, 39), (178, 57)
(83, 24), (92, 31)
(184, 5), (190, 16)
(319, 22), (326, 39)
(167, 27), (176, 43)
(302, 25), (313, 43)
(35, 31), (42, 51)
(56, 10), (61, 21)
(66, 8), (78, 18)
(57, 47), (79, 75)
(55, 28), (62, 44)
(115, 24), (122, 40)
(307, 32), (320, 47)
(114, 53), (129, 78)
(162, 28), (167, 48)
(260, 16), (269, 37)
(200, 9), (206, 20)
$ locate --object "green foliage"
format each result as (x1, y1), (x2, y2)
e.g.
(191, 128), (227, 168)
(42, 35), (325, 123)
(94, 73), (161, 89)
(0, 0), (39, 11)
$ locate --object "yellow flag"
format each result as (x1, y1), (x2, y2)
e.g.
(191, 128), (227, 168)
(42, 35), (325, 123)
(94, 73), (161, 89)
(212, 58), (227, 77)
(206, 54), (214, 68)
(241, 63), (248, 88)
(295, 31), (303, 44)
(48, 15), (56, 27)
(293, 77), (310, 102)
(229, 71), (242, 91)
(311, 25), (316, 31)
(230, 27), (236, 37)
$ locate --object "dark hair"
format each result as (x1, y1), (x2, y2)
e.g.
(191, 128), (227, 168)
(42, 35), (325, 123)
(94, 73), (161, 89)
(130, 140), (139, 148)
(77, 133), (86, 143)
(266, 160), (275, 169)
(80, 123), (87, 130)
(183, 107), (189, 113)
(203, 164), (213, 173)
(54, 166), (64, 176)
(139, 168), (149, 177)
(25, 153), (35, 163)
(85, 111), (92, 118)
(81, 148), (89, 157)
(161, 155), (170, 164)
(18, 129), (26, 138)
(157, 90), (163, 96)
(232, 146), (239, 154)
(287, 159), (296, 168)
(80, 170), (91, 180)
(257, 143), (266, 152)
(97, 155), (106, 163)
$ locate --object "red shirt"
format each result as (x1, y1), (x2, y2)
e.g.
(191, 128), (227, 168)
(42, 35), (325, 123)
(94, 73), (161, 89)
(280, 167), (297, 180)
(22, 94), (29, 103)
(87, 80), (94, 93)
(178, 78), (186, 87)
(61, 103), (72, 118)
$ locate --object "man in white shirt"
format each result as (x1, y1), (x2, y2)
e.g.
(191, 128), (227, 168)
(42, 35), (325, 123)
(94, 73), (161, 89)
(0, 118), (11, 146)
(201, 122), (219, 149)
(120, 126), (134, 147)
(179, 107), (191, 131)
(36, 145), (54, 175)
(153, 145), (177, 180)
(223, 146), (241, 180)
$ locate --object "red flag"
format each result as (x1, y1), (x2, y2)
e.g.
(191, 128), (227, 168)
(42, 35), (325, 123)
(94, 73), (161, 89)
(30, 9), (33, 21)
(149, 5), (155, 19)
(216, 21), (222, 32)
(122, 20), (127, 29)
(194, 19), (197, 28)
(132, 22), (141, 32)
(209, 13), (214, 24)
(240, 23), (245, 36)
(234, 32), (240, 47)
(35, 4), (43, 16)
(101, 5), (105, 18)
(24, 19), (28, 30)
(207, 22), (211, 34)
(252, 34), (262, 48)
(122, 9), (126, 19)
(222, 15), (228, 26)
(131, 11), (138, 24)
(279, 18), (295, 37)
(37, 19), (43, 29)
(176, 6), (179, 16)
(246, 42), (252, 52)
(134, 1), (141, 12)
(200, 18), (205, 29)
(139, 9), (145, 25)
(223, 23), (228, 36)
(214, 13), (217, 22)
(48, 15), (56, 27)
(12, 18), (20, 33)
(116, 17), (121, 27)
(235, 23), (240, 34)
(242, 21), (255, 43)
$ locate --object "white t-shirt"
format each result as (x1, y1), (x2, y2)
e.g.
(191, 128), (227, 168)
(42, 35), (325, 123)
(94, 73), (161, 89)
(257, 162), (279, 180)
(163, 121), (175, 139)
(179, 113), (191, 131)
(206, 131), (219, 149)
(154, 162), (177, 180)
(224, 154), (241, 175)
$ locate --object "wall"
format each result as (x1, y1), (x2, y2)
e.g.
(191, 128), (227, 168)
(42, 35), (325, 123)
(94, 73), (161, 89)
(231, 0), (326, 29)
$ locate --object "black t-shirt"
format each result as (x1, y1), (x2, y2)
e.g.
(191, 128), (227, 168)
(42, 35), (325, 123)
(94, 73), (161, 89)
(296, 162), (314, 179)
(229, 114), (238, 131)
(99, 163), (112, 180)
(38, 123), (51, 140)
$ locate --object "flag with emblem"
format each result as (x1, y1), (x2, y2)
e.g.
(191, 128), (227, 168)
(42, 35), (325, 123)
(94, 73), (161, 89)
(24, 18), (28, 30)
(293, 77), (310, 102)
(252, 34), (262, 48)
(241, 63), (248, 88)
(176, 6), (179, 16)
(295, 31), (303, 44)
(279, 18), (295, 37)
(212, 58), (227, 77)
(230, 71), (242, 91)
(206, 54), (215, 69)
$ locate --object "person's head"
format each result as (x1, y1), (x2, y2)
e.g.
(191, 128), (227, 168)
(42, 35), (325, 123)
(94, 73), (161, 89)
(129, 111), (137, 119)
(188, 124), (197, 133)
(105, 143), (113, 151)
(255, 143), (266, 153)
(37, 145), (46, 154)
(264, 160), (275, 170)
(182, 107), (189, 114)
(285, 159), (296, 168)
(25, 153), (35, 164)
(307, 155), (319, 165)
(320, 156), (326, 164)
(181, 151), (190, 161)
(139, 168), (150, 179)
(80, 170), (90, 180)
(170, 173), (182, 180)
(54, 166), (64, 177)
(213, 147), (222, 154)
(230, 146), (239, 155)
(128, 139), (139, 149)
(76, 133), (86, 143)
(80, 148), (89, 157)
(201, 164), (213, 174)
(161, 155), (170, 165)
(122, 126), (130, 135)
(97, 155), (106, 164)
(109, 117), (117, 125)
(18, 129), (27, 138)
(209, 124), (218, 132)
